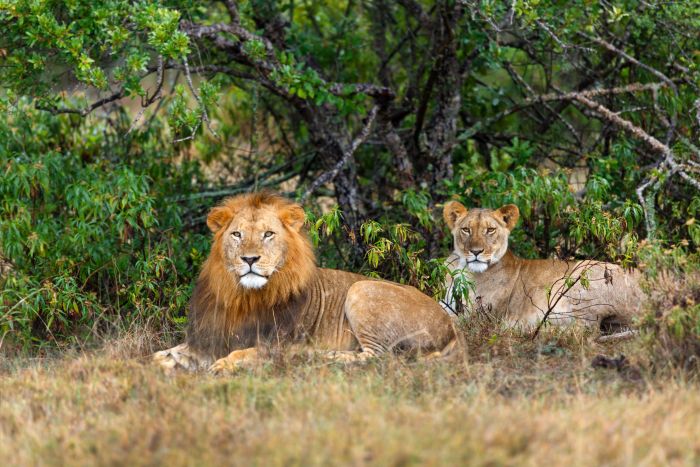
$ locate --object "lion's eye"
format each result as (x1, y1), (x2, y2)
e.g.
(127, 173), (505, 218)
(232, 231), (241, 238)
(461, 228), (471, 235)
(263, 231), (275, 238)
(486, 227), (496, 234)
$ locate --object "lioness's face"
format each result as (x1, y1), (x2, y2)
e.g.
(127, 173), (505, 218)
(443, 202), (519, 273)
(206, 202), (306, 289)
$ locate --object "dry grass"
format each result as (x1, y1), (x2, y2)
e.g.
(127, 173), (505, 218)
(1, 326), (699, 467)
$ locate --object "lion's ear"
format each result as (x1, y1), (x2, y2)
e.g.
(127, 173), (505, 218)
(207, 206), (234, 233)
(280, 204), (306, 232)
(495, 204), (520, 230)
(443, 201), (468, 230)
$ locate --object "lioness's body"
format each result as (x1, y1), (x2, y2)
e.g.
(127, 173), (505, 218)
(445, 250), (642, 328)
(155, 192), (454, 373)
(443, 202), (643, 330)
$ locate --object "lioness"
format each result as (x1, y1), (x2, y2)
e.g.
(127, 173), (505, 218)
(442, 201), (644, 332)
(154, 192), (455, 374)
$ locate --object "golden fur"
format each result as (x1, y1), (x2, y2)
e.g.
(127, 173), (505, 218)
(442, 201), (644, 331)
(154, 192), (455, 373)
(186, 193), (317, 356)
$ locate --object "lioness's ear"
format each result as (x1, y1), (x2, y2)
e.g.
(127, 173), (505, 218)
(443, 201), (468, 230)
(207, 206), (234, 233)
(280, 204), (306, 232)
(495, 204), (520, 230)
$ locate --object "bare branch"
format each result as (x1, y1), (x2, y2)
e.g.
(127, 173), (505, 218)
(573, 94), (669, 156)
(507, 0), (517, 26)
(581, 33), (677, 91)
(531, 81), (673, 104)
(127, 56), (165, 135)
(36, 89), (125, 116)
(222, 0), (240, 23)
(460, 81), (673, 137)
(182, 56), (218, 139)
(301, 106), (379, 201)
(36, 62), (172, 119)
(327, 82), (395, 100)
(503, 61), (582, 146)
(531, 262), (588, 339)
(572, 93), (700, 236)
(535, 20), (569, 51)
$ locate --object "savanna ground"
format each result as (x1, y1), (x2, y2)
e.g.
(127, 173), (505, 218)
(2, 323), (699, 467)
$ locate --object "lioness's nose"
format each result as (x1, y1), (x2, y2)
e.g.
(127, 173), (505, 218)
(241, 256), (260, 265)
(470, 249), (484, 256)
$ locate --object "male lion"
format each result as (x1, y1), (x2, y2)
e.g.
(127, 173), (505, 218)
(442, 201), (644, 333)
(154, 192), (455, 374)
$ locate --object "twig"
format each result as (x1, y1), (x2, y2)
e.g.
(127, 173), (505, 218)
(535, 20), (569, 50)
(507, 0), (517, 25)
(531, 262), (589, 339)
(173, 120), (201, 143)
(461, 81), (673, 137)
(36, 89), (125, 116)
(300, 106), (378, 201)
(530, 81), (673, 104)
(183, 56), (218, 138)
(157, 63), (255, 81)
(574, 94), (669, 155)
(581, 33), (677, 92)
(127, 55), (165, 135)
(328, 82), (395, 100)
(222, 0), (240, 23)
(504, 61), (582, 146)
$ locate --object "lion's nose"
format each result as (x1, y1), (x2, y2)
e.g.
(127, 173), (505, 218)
(241, 256), (260, 266)
(470, 249), (484, 256)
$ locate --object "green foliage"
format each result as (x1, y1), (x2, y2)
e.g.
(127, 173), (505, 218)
(306, 205), (342, 249)
(307, 201), (451, 299)
(0, 0), (189, 97)
(0, 102), (205, 347)
(448, 164), (642, 261)
(0, 0), (211, 136)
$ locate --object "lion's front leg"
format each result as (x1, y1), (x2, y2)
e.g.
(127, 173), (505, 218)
(153, 343), (211, 373)
(208, 347), (261, 375)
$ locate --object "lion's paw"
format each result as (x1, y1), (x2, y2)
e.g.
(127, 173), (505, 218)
(323, 350), (376, 364)
(207, 357), (240, 376)
(153, 343), (207, 373)
(208, 348), (260, 376)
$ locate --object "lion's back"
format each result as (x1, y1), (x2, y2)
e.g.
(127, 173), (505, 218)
(298, 268), (368, 350)
(512, 258), (643, 325)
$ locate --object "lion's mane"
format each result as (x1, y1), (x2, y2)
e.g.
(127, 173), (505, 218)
(185, 192), (317, 358)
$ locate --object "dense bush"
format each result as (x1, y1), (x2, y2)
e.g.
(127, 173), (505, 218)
(0, 104), (208, 348)
(639, 246), (700, 372)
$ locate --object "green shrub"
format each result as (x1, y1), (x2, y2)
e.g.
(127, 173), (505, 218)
(640, 246), (700, 372)
(0, 103), (207, 348)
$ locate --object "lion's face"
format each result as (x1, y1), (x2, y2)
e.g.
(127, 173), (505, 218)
(206, 197), (307, 290)
(443, 202), (519, 273)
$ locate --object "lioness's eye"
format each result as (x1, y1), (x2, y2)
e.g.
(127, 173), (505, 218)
(232, 231), (241, 238)
(264, 231), (275, 238)
(461, 228), (471, 235)
(486, 227), (496, 234)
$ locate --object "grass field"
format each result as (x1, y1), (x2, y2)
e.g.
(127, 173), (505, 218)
(1, 326), (699, 466)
